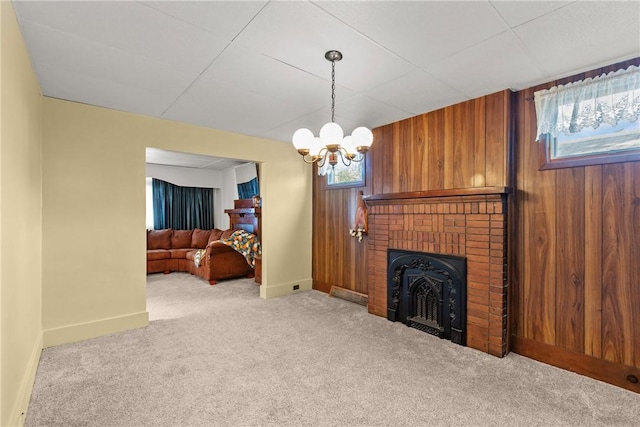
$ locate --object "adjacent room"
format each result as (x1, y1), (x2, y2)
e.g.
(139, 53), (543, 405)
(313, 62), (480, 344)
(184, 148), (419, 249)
(2, 1), (639, 426)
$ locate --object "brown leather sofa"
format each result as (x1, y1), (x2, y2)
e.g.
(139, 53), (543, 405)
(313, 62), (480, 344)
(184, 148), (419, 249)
(146, 228), (254, 285)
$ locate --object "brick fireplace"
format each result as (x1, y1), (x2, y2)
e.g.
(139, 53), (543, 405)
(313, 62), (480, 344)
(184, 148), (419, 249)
(364, 187), (511, 357)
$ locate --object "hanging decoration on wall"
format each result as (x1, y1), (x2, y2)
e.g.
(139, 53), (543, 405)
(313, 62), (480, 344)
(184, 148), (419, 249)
(349, 191), (368, 242)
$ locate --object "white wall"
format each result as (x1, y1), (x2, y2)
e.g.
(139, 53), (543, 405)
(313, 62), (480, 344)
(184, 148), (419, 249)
(235, 162), (258, 184)
(218, 167), (239, 229)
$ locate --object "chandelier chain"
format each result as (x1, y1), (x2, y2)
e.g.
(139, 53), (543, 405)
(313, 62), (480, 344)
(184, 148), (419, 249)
(331, 60), (336, 123)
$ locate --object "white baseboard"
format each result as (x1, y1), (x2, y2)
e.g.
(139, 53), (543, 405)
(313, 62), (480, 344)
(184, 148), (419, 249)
(7, 332), (43, 427)
(260, 278), (312, 299)
(43, 311), (149, 348)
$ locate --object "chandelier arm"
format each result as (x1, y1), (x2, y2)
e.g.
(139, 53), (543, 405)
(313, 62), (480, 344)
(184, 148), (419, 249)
(350, 152), (365, 163)
(316, 147), (330, 168)
(337, 147), (352, 167)
(301, 155), (317, 164)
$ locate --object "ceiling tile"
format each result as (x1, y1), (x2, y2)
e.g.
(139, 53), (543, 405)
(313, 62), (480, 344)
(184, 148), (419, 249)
(13, 1), (227, 76)
(162, 76), (304, 138)
(489, 1), (574, 28)
(335, 95), (413, 129)
(427, 31), (548, 98)
(232, 1), (415, 92)
(514, 1), (640, 77)
(315, 1), (510, 69)
(140, 1), (268, 38)
(203, 45), (357, 114)
(20, 21), (197, 116)
(365, 70), (468, 116)
(36, 63), (177, 118)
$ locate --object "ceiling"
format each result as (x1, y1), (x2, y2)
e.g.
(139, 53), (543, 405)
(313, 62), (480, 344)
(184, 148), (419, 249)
(12, 0), (640, 149)
(145, 147), (250, 170)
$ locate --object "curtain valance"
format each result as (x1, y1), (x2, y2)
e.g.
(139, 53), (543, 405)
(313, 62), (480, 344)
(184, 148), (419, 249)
(534, 65), (640, 140)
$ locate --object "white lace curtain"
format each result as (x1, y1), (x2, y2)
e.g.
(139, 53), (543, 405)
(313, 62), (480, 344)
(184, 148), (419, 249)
(534, 65), (640, 140)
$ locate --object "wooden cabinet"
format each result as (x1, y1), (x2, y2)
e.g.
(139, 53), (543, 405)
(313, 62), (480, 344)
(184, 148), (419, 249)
(225, 198), (262, 284)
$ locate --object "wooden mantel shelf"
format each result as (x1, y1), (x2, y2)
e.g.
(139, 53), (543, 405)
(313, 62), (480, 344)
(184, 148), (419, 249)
(363, 186), (513, 204)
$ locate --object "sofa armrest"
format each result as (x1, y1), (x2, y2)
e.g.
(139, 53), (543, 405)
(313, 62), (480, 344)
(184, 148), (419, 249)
(206, 241), (235, 257)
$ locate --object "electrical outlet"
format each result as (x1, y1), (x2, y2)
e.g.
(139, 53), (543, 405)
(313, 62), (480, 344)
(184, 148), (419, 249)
(293, 284), (300, 290)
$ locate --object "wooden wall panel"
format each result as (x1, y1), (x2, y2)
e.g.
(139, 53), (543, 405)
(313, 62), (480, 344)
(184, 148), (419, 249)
(452, 100), (476, 188)
(601, 164), (633, 365)
(412, 115), (429, 190)
(313, 90), (511, 297)
(473, 97), (486, 187)
(554, 167), (585, 352)
(583, 165), (602, 358)
(518, 85), (557, 345)
(427, 109), (445, 190)
(632, 164), (640, 369)
(513, 58), (640, 391)
(485, 92), (507, 187)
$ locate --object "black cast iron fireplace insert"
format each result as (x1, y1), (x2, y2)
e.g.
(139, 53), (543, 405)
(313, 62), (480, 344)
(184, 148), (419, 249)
(387, 249), (467, 345)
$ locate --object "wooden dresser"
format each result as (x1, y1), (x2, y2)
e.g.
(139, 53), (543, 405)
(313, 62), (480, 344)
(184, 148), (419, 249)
(225, 198), (261, 283)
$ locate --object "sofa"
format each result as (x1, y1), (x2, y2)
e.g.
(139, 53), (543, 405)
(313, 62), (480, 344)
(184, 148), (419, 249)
(147, 228), (254, 285)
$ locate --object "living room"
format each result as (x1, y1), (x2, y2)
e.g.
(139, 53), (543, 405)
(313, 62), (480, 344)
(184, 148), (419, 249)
(2, 1), (639, 425)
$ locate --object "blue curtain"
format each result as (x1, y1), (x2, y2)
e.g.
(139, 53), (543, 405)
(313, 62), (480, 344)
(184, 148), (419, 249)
(237, 177), (260, 199)
(152, 178), (214, 230)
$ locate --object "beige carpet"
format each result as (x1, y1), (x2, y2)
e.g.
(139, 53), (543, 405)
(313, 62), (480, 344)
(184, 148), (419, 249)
(26, 272), (640, 426)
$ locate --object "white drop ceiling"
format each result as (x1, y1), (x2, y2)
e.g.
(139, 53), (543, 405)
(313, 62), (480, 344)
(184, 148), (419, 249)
(145, 147), (249, 170)
(12, 0), (640, 149)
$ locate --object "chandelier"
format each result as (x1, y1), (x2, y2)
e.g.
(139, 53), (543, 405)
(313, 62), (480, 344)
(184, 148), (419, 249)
(292, 50), (373, 175)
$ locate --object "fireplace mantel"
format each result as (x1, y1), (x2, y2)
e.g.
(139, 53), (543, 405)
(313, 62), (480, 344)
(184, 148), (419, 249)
(363, 186), (512, 204)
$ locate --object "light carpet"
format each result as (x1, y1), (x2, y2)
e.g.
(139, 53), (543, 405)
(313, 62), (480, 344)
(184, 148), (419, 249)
(26, 273), (640, 426)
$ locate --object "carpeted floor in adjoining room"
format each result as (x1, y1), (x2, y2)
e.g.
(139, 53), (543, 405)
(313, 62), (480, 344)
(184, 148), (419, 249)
(26, 272), (640, 426)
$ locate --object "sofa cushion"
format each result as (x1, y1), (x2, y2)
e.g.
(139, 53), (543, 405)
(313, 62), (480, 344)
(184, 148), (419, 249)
(191, 228), (211, 248)
(147, 249), (171, 261)
(148, 229), (172, 250)
(208, 228), (224, 244)
(170, 248), (192, 259)
(171, 229), (193, 249)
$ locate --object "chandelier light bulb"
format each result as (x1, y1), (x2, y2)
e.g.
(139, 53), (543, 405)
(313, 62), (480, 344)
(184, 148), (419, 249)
(319, 122), (344, 146)
(292, 128), (314, 150)
(352, 126), (374, 149)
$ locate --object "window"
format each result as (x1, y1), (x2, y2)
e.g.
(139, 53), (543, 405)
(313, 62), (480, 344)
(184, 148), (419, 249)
(535, 65), (640, 169)
(322, 157), (365, 188)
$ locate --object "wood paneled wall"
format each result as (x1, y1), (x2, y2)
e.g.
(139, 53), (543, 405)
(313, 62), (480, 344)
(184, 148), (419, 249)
(512, 58), (640, 391)
(312, 90), (512, 295)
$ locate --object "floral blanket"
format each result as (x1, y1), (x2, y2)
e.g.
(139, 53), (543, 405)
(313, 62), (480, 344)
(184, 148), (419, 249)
(221, 230), (261, 268)
(193, 249), (206, 267)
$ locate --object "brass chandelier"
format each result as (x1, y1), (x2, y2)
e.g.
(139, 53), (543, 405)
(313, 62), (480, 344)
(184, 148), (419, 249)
(292, 50), (373, 175)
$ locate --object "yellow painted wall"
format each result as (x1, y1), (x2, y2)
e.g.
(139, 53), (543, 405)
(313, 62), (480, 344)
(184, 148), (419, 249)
(1, 2), (43, 425)
(42, 97), (313, 346)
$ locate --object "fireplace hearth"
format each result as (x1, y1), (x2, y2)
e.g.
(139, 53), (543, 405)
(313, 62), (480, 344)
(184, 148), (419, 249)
(387, 249), (466, 346)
